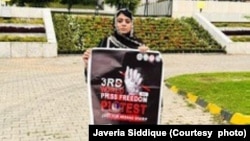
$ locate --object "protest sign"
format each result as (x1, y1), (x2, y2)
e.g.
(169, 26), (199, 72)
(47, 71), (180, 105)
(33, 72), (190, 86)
(88, 48), (164, 125)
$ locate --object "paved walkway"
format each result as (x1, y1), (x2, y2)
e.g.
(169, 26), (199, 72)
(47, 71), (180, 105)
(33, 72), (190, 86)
(1, 53), (250, 141)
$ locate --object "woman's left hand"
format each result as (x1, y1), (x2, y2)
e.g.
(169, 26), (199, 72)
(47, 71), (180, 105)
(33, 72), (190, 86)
(138, 45), (149, 53)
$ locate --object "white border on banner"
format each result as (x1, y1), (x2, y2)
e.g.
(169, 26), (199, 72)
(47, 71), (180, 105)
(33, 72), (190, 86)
(87, 47), (164, 125)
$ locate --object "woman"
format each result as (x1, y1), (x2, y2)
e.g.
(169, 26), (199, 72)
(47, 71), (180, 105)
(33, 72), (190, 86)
(83, 8), (163, 125)
(82, 8), (149, 72)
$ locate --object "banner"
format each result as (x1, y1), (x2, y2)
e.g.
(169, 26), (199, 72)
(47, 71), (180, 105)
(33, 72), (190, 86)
(87, 48), (164, 125)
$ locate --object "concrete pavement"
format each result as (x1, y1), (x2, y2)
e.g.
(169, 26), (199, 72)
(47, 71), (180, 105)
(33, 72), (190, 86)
(1, 53), (250, 141)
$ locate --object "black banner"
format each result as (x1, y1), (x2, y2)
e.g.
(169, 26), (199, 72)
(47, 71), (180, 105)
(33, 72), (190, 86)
(87, 48), (164, 125)
(89, 125), (250, 140)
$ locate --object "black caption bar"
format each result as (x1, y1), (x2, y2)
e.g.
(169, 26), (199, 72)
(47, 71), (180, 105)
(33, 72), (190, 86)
(89, 125), (249, 141)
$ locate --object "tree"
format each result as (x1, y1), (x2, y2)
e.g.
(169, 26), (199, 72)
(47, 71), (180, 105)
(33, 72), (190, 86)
(67, 0), (73, 13)
(97, 0), (104, 10)
(105, 0), (140, 13)
(10, 0), (52, 7)
(10, 0), (27, 6)
(60, 0), (75, 13)
(60, 0), (96, 13)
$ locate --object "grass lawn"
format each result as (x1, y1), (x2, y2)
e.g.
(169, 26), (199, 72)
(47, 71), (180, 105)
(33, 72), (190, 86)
(165, 72), (250, 115)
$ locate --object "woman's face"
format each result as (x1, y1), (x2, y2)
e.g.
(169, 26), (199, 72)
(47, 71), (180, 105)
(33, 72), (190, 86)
(116, 13), (132, 35)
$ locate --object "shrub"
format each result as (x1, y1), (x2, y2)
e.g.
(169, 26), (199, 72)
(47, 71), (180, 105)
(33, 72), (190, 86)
(53, 14), (223, 53)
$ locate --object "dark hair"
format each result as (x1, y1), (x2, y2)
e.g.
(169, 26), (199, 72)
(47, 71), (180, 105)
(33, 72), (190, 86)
(115, 8), (133, 20)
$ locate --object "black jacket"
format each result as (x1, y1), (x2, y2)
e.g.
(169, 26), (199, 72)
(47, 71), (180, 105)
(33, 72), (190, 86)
(84, 32), (144, 82)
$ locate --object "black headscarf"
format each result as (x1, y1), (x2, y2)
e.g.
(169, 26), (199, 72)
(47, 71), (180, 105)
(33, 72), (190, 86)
(114, 8), (134, 37)
(107, 8), (143, 49)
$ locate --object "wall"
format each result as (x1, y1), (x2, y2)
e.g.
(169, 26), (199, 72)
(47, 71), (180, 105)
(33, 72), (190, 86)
(137, 0), (250, 54)
(193, 12), (250, 54)
(172, 1), (250, 18)
(0, 7), (57, 58)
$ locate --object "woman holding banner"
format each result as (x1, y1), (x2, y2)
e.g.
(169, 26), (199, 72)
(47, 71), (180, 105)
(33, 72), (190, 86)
(83, 8), (149, 69)
(82, 8), (149, 88)
(82, 8), (164, 125)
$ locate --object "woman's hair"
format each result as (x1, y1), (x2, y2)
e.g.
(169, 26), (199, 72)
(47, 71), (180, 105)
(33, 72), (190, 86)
(115, 8), (133, 20)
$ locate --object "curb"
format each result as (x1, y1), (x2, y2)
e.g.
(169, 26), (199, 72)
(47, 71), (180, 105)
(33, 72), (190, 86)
(165, 83), (250, 125)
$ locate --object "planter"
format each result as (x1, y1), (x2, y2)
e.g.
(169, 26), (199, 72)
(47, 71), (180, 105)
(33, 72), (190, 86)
(0, 7), (58, 58)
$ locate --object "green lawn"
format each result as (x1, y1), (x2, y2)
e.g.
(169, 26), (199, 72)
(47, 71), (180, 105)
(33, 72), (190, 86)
(165, 72), (250, 115)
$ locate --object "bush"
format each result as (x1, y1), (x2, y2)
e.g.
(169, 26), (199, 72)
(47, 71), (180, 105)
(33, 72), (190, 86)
(53, 14), (223, 53)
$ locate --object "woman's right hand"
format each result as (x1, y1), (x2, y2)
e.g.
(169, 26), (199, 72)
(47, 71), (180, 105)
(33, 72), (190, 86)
(82, 48), (92, 67)
(138, 45), (149, 53)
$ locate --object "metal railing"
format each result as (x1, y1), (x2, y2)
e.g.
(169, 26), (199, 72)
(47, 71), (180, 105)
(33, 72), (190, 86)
(136, 0), (172, 17)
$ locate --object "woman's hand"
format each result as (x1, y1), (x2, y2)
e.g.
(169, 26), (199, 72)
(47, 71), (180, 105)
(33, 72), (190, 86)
(138, 45), (149, 53)
(82, 48), (92, 67)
